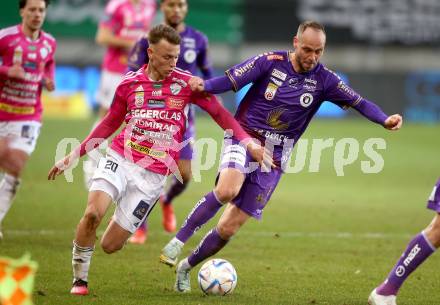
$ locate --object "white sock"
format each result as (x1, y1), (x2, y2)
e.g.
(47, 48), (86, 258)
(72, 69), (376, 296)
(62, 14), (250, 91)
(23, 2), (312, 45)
(179, 258), (192, 271)
(0, 174), (20, 224)
(72, 241), (94, 282)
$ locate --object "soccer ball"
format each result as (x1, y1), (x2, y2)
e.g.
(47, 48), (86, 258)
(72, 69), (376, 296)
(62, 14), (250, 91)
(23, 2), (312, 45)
(198, 258), (237, 295)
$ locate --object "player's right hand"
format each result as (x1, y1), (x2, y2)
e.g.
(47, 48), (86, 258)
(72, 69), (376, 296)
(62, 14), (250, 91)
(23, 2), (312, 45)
(7, 64), (25, 80)
(43, 77), (55, 91)
(246, 141), (276, 171)
(48, 154), (75, 180)
(189, 76), (205, 92)
(384, 114), (403, 131)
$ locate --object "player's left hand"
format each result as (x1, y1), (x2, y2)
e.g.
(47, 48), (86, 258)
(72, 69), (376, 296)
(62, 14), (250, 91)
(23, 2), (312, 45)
(384, 114), (403, 131)
(43, 77), (55, 91)
(48, 154), (75, 180)
(189, 76), (205, 92)
(246, 141), (276, 171)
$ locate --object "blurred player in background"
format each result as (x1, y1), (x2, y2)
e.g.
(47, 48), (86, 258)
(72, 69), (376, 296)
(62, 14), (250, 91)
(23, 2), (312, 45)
(127, 0), (214, 243)
(83, 0), (156, 187)
(47, 25), (269, 295)
(159, 20), (403, 293)
(0, 0), (56, 239)
(368, 178), (440, 305)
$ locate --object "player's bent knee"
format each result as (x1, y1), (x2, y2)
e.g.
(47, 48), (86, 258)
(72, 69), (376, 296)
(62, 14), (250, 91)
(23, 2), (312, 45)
(3, 152), (25, 177)
(100, 240), (123, 254)
(214, 186), (240, 203)
(426, 219), (440, 247)
(82, 209), (102, 232)
(181, 172), (192, 184)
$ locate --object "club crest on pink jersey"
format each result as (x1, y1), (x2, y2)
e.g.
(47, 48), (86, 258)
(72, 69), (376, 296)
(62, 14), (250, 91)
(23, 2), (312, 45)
(170, 83), (182, 95)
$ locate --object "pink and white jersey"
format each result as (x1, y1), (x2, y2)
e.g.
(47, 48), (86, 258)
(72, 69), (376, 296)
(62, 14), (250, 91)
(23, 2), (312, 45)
(100, 0), (156, 74)
(109, 66), (208, 175)
(77, 65), (250, 175)
(0, 24), (56, 122)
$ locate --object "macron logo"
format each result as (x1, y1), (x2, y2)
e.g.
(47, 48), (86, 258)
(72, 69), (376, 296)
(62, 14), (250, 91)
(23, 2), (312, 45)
(403, 244), (421, 267)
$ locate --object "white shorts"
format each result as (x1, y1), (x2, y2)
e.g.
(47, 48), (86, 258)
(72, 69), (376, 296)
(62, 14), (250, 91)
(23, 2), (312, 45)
(0, 120), (41, 155)
(96, 70), (124, 109)
(89, 149), (167, 233)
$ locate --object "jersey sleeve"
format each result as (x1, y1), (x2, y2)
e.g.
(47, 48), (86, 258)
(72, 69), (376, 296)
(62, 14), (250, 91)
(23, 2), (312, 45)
(0, 35), (8, 78)
(44, 42), (57, 80)
(99, 0), (121, 30)
(323, 68), (363, 109)
(323, 68), (388, 124)
(225, 54), (271, 92)
(77, 83), (127, 157)
(127, 36), (149, 72)
(196, 34), (214, 79)
(191, 92), (250, 141)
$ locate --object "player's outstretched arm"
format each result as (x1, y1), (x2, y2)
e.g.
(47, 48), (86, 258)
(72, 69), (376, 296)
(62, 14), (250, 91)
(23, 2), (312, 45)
(352, 99), (402, 131)
(189, 75), (234, 94)
(48, 94), (127, 180)
(96, 26), (134, 51)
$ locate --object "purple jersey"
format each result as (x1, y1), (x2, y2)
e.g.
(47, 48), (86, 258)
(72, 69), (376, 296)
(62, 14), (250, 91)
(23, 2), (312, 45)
(226, 51), (363, 167)
(127, 25), (213, 78)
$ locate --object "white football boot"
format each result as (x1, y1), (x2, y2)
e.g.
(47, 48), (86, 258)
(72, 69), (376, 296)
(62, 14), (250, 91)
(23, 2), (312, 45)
(368, 288), (397, 305)
(160, 238), (183, 267)
(174, 260), (191, 293)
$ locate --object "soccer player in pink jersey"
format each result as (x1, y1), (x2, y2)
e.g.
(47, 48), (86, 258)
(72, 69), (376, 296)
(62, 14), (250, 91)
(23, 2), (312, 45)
(127, 0), (215, 243)
(48, 24), (272, 295)
(83, 0), (157, 187)
(0, 0), (56, 239)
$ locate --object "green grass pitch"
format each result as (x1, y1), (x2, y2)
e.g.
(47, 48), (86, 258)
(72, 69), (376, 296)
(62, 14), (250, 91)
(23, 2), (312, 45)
(1, 116), (439, 305)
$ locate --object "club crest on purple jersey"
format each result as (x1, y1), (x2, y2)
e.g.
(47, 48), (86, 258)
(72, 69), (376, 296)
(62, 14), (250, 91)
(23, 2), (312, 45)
(299, 93), (314, 107)
(264, 83), (278, 100)
(183, 49), (196, 63)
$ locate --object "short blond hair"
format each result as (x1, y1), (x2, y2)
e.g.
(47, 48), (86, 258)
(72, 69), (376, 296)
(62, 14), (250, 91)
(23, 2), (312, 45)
(297, 21), (326, 37)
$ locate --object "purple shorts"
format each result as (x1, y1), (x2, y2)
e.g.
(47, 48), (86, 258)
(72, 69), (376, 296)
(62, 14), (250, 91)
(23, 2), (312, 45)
(218, 136), (282, 219)
(427, 178), (440, 212)
(179, 123), (195, 160)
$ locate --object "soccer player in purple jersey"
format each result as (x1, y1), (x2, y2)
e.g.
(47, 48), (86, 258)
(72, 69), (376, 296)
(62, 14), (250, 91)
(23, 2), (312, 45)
(127, 0), (214, 243)
(368, 178), (440, 305)
(159, 21), (403, 292)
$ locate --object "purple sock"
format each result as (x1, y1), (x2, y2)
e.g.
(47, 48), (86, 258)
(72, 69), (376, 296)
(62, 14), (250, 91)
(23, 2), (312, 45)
(163, 176), (188, 205)
(176, 192), (223, 243)
(188, 228), (228, 267)
(377, 232), (436, 296)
